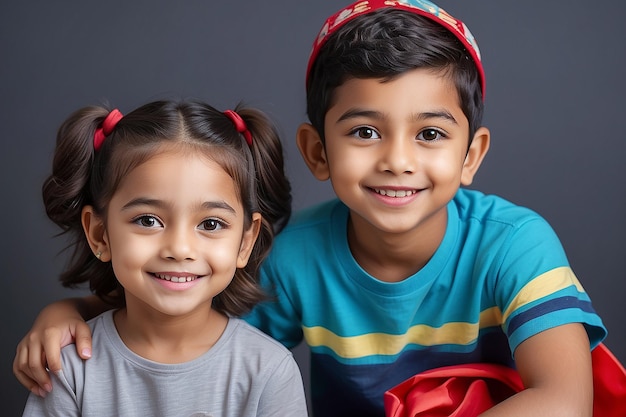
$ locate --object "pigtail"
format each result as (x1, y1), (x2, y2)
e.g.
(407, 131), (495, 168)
(42, 106), (122, 306)
(213, 105), (292, 317)
(43, 106), (107, 229)
(237, 106), (292, 231)
(236, 107), (292, 265)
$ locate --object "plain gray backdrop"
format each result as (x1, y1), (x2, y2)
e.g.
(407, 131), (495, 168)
(2, 1), (624, 415)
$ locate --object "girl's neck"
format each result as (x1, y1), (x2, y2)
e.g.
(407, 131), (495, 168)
(113, 303), (228, 364)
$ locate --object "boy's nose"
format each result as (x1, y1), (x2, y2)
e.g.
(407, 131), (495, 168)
(378, 137), (416, 174)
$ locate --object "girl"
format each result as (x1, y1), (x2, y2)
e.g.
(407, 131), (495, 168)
(22, 99), (307, 416)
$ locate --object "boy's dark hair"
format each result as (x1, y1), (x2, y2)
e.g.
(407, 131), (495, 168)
(306, 9), (484, 143)
(43, 99), (292, 316)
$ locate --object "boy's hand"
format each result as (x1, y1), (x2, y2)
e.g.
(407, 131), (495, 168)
(13, 301), (94, 397)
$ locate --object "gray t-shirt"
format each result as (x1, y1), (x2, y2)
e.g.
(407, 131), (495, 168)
(23, 310), (308, 417)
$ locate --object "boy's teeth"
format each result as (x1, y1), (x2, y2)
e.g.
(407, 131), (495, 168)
(375, 189), (414, 197)
(155, 273), (196, 283)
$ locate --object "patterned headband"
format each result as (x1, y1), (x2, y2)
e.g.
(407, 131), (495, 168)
(306, 0), (485, 99)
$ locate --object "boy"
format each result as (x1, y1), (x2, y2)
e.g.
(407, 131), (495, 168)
(14, 1), (607, 415)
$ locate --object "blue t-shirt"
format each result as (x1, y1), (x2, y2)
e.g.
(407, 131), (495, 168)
(245, 188), (606, 416)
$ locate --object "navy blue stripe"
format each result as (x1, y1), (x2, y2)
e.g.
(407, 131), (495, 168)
(309, 330), (513, 417)
(507, 296), (596, 337)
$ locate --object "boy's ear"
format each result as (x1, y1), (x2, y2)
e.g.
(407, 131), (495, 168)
(461, 127), (490, 186)
(296, 123), (330, 181)
(81, 206), (111, 262)
(237, 212), (262, 268)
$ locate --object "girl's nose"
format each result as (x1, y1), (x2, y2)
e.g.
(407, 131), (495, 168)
(160, 226), (197, 261)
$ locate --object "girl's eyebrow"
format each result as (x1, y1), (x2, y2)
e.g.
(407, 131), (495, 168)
(121, 198), (236, 214)
(201, 200), (237, 214)
(121, 198), (163, 211)
(337, 108), (458, 125)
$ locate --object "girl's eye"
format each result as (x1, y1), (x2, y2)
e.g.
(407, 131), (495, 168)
(199, 219), (224, 231)
(133, 215), (162, 228)
(418, 128), (445, 142)
(350, 126), (381, 140)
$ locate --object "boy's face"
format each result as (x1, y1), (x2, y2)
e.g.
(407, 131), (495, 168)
(301, 68), (488, 236)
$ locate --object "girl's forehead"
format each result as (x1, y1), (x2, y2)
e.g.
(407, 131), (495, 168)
(139, 142), (236, 175)
(116, 151), (239, 202)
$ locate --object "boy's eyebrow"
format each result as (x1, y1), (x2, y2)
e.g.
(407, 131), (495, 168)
(336, 108), (458, 125)
(414, 110), (458, 125)
(336, 108), (383, 122)
(121, 198), (237, 214)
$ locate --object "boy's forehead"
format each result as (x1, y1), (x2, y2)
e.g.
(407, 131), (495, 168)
(330, 69), (465, 120)
(306, 0), (485, 99)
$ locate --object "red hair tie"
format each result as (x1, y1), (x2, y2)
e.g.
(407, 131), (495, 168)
(93, 109), (123, 151)
(223, 110), (252, 146)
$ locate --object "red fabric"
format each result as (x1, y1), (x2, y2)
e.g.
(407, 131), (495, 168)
(384, 363), (523, 417)
(384, 343), (626, 417)
(592, 343), (626, 417)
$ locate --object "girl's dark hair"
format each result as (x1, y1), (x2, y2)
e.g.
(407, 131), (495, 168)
(43, 99), (292, 317)
(306, 8), (484, 143)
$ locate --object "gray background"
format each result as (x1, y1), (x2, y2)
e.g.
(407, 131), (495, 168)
(2, 1), (624, 415)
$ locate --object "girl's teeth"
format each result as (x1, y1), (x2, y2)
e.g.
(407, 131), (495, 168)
(155, 274), (196, 282)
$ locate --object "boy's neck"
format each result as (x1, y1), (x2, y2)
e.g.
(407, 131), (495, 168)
(346, 207), (448, 283)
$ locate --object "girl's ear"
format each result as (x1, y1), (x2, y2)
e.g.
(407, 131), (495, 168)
(461, 126), (490, 186)
(81, 206), (111, 262)
(296, 123), (330, 181)
(237, 212), (262, 268)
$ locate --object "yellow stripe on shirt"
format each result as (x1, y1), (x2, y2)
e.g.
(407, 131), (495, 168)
(303, 308), (503, 359)
(501, 266), (583, 323)
(301, 268), (581, 360)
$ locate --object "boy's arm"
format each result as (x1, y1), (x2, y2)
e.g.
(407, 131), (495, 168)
(479, 322), (593, 417)
(13, 295), (110, 397)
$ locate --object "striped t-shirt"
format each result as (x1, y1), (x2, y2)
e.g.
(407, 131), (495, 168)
(245, 189), (606, 417)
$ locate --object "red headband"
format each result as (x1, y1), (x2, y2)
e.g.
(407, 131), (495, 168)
(306, 0), (485, 99)
(93, 109), (123, 151)
(223, 110), (252, 146)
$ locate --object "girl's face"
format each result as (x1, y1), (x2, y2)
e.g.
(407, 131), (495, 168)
(88, 147), (259, 318)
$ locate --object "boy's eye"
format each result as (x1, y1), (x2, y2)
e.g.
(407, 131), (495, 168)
(418, 128), (445, 142)
(199, 219), (224, 231)
(133, 215), (162, 228)
(350, 126), (381, 140)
